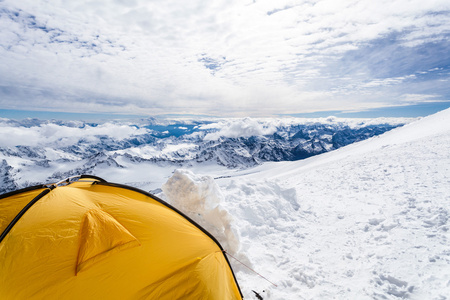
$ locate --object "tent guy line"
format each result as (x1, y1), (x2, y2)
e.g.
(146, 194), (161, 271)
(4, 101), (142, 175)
(224, 250), (278, 288)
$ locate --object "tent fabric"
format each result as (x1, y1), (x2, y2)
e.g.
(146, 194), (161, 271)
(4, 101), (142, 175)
(0, 185), (48, 240)
(0, 176), (242, 300)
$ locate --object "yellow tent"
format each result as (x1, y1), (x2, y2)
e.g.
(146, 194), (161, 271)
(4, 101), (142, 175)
(0, 175), (242, 299)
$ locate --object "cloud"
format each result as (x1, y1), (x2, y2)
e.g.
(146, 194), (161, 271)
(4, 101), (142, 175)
(0, 121), (149, 147)
(203, 118), (277, 140)
(0, 0), (449, 116)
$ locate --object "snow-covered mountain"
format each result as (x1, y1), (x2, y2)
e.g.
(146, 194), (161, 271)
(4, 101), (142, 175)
(0, 116), (409, 193)
(161, 109), (449, 299)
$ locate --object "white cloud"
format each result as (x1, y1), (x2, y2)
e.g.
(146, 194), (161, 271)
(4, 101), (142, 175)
(400, 94), (441, 103)
(0, 121), (149, 147)
(362, 75), (417, 88)
(0, 0), (449, 116)
(204, 118), (277, 140)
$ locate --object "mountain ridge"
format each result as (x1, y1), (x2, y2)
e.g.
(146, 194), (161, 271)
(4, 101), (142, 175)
(0, 117), (410, 193)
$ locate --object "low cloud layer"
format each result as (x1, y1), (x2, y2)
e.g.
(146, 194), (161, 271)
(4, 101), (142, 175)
(203, 118), (277, 140)
(0, 121), (148, 147)
(0, 0), (449, 116)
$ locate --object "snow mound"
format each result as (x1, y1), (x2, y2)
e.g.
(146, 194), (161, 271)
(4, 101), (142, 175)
(161, 169), (240, 254)
(223, 180), (299, 228)
(220, 179), (299, 299)
(160, 170), (302, 298)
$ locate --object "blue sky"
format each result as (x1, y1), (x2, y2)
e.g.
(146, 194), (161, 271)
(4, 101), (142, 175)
(0, 0), (449, 119)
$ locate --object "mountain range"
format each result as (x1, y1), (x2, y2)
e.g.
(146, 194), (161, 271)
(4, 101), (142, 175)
(0, 116), (410, 194)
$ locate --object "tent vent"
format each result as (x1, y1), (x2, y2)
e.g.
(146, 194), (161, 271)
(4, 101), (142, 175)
(76, 209), (140, 274)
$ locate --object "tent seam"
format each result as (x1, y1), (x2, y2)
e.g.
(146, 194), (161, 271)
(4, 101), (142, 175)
(0, 187), (53, 244)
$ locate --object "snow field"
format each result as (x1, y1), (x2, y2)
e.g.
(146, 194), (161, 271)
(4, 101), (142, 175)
(161, 109), (450, 299)
(272, 133), (450, 299)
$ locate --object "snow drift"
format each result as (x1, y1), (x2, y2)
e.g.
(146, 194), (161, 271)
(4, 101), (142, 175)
(161, 169), (241, 255)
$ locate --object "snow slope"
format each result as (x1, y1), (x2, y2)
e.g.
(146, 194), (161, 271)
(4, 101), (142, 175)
(162, 109), (450, 299)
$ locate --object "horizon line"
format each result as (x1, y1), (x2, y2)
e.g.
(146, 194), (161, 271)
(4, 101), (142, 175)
(1, 102), (449, 121)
